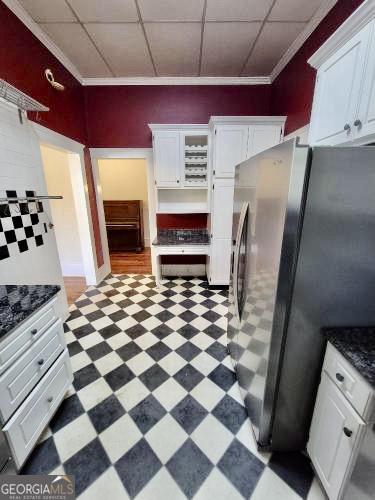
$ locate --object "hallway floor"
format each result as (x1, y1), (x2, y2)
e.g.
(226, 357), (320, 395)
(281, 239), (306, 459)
(110, 248), (152, 274)
(22, 275), (324, 500)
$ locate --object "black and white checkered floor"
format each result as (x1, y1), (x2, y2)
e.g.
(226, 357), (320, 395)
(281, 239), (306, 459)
(22, 275), (325, 500)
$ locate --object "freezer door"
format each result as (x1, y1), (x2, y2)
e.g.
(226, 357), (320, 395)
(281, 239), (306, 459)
(229, 140), (310, 446)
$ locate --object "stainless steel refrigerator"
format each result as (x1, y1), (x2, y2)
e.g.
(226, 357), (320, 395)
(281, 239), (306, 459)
(228, 138), (375, 451)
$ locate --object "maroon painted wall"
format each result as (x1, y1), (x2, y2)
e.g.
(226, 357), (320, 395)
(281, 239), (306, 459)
(84, 85), (272, 148)
(0, 2), (87, 144)
(270, 0), (365, 135)
(157, 214), (207, 229)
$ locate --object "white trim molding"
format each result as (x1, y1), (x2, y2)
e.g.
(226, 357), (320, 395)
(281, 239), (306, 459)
(270, 0), (339, 81)
(308, 0), (375, 69)
(209, 115), (287, 126)
(4, 0), (342, 87)
(149, 123), (209, 132)
(82, 76), (271, 86)
(32, 123), (85, 153)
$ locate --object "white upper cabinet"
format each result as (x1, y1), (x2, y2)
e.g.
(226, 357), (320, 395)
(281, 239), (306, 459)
(152, 130), (181, 187)
(212, 125), (249, 178)
(247, 124), (282, 158)
(356, 21), (375, 140)
(309, 1), (375, 146)
(210, 117), (286, 179)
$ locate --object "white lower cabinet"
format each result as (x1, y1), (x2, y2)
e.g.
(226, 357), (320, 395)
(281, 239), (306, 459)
(209, 238), (232, 286)
(3, 349), (73, 469)
(0, 319), (65, 423)
(308, 372), (365, 499)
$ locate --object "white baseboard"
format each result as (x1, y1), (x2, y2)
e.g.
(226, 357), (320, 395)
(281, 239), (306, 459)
(61, 261), (85, 276)
(162, 264), (206, 276)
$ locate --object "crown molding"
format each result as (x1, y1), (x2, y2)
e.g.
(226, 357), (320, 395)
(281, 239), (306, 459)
(270, 0), (339, 82)
(2, 0), (83, 84)
(209, 115), (287, 126)
(308, 0), (375, 69)
(149, 123), (209, 131)
(82, 76), (271, 86)
(4, 0), (345, 86)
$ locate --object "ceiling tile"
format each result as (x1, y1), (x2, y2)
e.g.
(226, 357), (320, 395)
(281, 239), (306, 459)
(20, 0), (76, 22)
(85, 24), (154, 76)
(201, 22), (261, 76)
(269, 0), (324, 22)
(40, 23), (111, 77)
(68, 0), (139, 22)
(138, 0), (205, 21)
(205, 0), (273, 21)
(243, 21), (306, 75)
(145, 23), (201, 76)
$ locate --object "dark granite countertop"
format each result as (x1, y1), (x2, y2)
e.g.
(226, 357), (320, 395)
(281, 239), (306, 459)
(0, 285), (60, 339)
(323, 327), (375, 389)
(153, 229), (210, 246)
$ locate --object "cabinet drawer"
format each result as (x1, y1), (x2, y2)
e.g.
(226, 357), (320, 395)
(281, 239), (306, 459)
(3, 349), (73, 469)
(324, 343), (374, 419)
(0, 320), (65, 423)
(0, 298), (59, 375)
(155, 245), (210, 255)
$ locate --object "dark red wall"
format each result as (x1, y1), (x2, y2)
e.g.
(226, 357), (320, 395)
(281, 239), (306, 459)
(270, 0), (364, 135)
(0, 2), (86, 144)
(84, 85), (271, 148)
(157, 214), (207, 229)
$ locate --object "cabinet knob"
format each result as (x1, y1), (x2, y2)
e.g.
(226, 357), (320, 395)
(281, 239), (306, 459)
(47, 396), (53, 403)
(344, 123), (351, 132)
(354, 119), (362, 128)
(37, 359), (44, 366)
(31, 328), (38, 335)
(177, 180), (180, 183)
(335, 372), (345, 382)
(343, 427), (353, 437)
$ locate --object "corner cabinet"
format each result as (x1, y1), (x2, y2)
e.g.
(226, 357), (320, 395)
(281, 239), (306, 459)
(308, 1), (375, 146)
(208, 116), (286, 286)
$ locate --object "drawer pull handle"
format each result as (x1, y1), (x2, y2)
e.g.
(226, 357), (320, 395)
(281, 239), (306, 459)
(31, 328), (38, 335)
(37, 359), (44, 366)
(47, 397), (53, 403)
(343, 427), (353, 437)
(335, 373), (345, 382)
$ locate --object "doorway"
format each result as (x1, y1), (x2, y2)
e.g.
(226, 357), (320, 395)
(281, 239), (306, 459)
(40, 145), (86, 304)
(97, 158), (152, 274)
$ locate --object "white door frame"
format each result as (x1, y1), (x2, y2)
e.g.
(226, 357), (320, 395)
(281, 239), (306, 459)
(89, 148), (156, 276)
(32, 123), (99, 285)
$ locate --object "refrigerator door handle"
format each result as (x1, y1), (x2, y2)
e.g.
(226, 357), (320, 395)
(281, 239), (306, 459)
(233, 202), (249, 321)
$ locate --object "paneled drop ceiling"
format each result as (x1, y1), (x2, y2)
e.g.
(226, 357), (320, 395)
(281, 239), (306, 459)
(16, 0), (334, 81)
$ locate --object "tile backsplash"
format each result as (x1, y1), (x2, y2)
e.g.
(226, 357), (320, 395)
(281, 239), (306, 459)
(0, 190), (48, 261)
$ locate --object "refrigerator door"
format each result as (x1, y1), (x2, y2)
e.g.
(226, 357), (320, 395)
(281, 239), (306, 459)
(228, 139), (310, 447)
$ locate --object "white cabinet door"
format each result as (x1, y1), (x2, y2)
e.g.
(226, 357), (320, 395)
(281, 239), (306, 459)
(209, 238), (232, 286)
(309, 22), (372, 146)
(153, 131), (180, 187)
(307, 373), (365, 500)
(355, 21), (375, 142)
(247, 125), (282, 158)
(213, 125), (248, 178)
(211, 178), (234, 240)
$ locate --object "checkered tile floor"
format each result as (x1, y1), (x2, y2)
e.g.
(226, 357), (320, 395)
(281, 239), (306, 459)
(22, 275), (324, 500)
